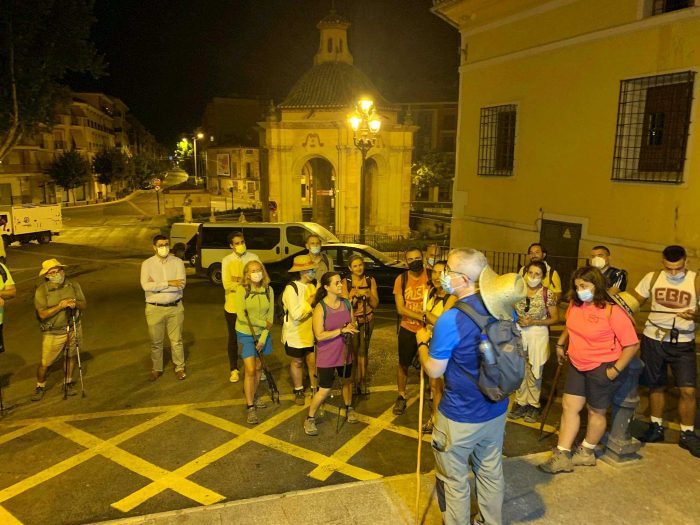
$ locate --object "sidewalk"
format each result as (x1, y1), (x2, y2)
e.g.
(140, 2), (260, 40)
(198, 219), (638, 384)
(95, 442), (699, 525)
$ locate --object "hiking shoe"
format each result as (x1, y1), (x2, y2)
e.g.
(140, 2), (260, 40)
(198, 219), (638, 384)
(572, 445), (597, 466)
(229, 370), (240, 383)
(346, 406), (358, 424)
(524, 406), (541, 424)
(422, 418), (434, 434)
(260, 371), (267, 382)
(254, 395), (267, 409)
(538, 449), (574, 474)
(149, 370), (162, 382)
(175, 370), (186, 381)
(304, 417), (318, 436)
(246, 407), (258, 425)
(393, 396), (407, 415)
(507, 403), (529, 420)
(64, 382), (77, 397)
(679, 431), (700, 458)
(31, 386), (46, 402)
(294, 389), (305, 406)
(639, 422), (665, 443)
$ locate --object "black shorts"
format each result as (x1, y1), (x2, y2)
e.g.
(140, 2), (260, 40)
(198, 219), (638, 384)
(398, 327), (419, 368)
(284, 343), (314, 359)
(317, 364), (353, 389)
(564, 362), (627, 410)
(640, 335), (697, 389)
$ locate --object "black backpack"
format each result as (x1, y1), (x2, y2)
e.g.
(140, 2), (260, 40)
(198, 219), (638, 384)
(453, 301), (526, 402)
(275, 281), (299, 324)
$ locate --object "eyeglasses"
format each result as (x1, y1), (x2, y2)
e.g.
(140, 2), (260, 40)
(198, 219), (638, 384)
(444, 265), (467, 277)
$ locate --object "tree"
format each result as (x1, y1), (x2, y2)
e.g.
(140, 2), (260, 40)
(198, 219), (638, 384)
(48, 150), (91, 203)
(0, 0), (104, 161)
(174, 139), (194, 177)
(93, 148), (128, 185)
(411, 151), (455, 192)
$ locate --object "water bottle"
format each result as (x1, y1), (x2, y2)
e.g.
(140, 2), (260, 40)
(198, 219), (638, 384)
(479, 334), (496, 365)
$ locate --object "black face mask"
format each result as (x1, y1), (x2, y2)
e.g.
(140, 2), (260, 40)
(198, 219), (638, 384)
(408, 260), (424, 273)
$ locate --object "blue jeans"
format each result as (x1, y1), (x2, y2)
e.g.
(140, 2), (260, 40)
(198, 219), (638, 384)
(432, 411), (507, 525)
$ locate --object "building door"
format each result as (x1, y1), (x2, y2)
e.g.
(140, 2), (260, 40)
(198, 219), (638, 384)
(304, 157), (335, 231)
(0, 184), (12, 205)
(539, 219), (581, 294)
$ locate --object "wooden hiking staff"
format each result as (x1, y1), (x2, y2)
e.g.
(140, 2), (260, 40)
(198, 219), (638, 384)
(415, 289), (429, 524)
(538, 361), (563, 440)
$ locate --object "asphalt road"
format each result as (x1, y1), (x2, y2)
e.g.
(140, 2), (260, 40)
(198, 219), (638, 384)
(0, 196), (694, 525)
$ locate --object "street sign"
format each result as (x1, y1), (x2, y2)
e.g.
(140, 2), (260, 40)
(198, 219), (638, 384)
(316, 189), (334, 196)
(153, 178), (161, 190)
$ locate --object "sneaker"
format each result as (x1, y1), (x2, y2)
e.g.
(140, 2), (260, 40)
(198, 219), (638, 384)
(639, 422), (665, 443)
(304, 417), (318, 436)
(31, 386), (45, 402)
(294, 389), (305, 406)
(422, 418), (434, 434)
(538, 449), (574, 474)
(524, 406), (541, 424)
(246, 407), (258, 425)
(175, 370), (186, 381)
(507, 403), (529, 420)
(229, 369), (240, 383)
(64, 382), (77, 397)
(260, 371), (267, 382)
(254, 395), (267, 409)
(393, 396), (407, 415)
(346, 406), (358, 424)
(679, 430), (700, 458)
(571, 445), (597, 466)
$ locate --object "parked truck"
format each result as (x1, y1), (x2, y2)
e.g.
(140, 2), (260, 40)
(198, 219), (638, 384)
(0, 204), (62, 245)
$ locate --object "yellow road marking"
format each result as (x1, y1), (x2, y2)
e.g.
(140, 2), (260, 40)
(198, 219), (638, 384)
(0, 423), (43, 446)
(308, 392), (422, 481)
(0, 505), (23, 525)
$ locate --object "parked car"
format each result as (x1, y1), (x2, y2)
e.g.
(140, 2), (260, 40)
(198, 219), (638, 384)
(266, 243), (407, 302)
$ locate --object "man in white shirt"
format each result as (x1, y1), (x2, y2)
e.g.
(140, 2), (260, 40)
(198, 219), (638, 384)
(306, 234), (333, 280)
(141, 235), (186, 381)
(222, 231), (260, 382)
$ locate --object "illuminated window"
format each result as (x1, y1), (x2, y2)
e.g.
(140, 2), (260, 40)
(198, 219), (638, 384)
(478, 104), (516, 176)
(612, 71), (694, 183)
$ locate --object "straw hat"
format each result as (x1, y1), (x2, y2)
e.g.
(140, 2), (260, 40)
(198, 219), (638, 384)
(479, 266), (526, 320)
(609, 291), (640, 321)
(39, 258), (67, 276)
(289, 254), (317, 272)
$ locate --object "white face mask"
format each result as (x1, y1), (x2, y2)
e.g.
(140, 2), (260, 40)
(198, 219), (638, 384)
(591, 256), (606, 269)
(309, 246), (321, 256)
(250, 271), (263, 283)
(527, 276), (542, 288)
(157, 246), (170, 258)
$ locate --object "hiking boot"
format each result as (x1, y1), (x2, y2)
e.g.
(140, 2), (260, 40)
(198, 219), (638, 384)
(229, 369), (240, 383)
(294, 389), (305, 406)
(639, 422), (665, 443)
(149, 370), (162, 382)
(304, 417), (318, 436)
(31, 386), (46, 402)
(679, 431), (700, 458)
(524, 406), (541, 424)
(246, 407), (258, 425)
(64, 382), (77, 397)
(346, 406), (358, 424)
(507, 403), (528, 420)
(175, 370), (186, 381)
(254, 395), (267, 409)
(538, 449), (574, 474)
(572, 445), (597, 466)
(393, 396), (407, 415)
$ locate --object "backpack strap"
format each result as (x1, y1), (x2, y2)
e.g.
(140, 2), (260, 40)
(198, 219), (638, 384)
(0, 263), (7, 283)
(453, 301), (490, 330)
(648, 270), (662, 298)
(282, 281), (299, 322)
(695, 272), (700, 303)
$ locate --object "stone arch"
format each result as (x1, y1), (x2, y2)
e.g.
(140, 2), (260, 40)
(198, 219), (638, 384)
(364, 153), (389, 233)
(294, 154), (337, 232)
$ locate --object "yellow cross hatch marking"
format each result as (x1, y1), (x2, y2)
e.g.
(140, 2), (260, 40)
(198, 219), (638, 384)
(0, 505), (23, 525)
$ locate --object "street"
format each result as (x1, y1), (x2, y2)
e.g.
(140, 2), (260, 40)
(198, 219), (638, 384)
(0, 194), (693, 525)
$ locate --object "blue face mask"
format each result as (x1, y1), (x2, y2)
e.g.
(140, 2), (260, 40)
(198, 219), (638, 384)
(577, 289), (594, 302)
(305, 270), (316, 280)
(666, 271), (686, 284)
(440, 272), (454, 294)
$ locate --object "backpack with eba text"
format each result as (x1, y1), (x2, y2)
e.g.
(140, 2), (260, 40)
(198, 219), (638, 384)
(453, 301), (526, 402)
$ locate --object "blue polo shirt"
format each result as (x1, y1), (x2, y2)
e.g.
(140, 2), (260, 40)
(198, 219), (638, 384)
(429, 293), (508, 423)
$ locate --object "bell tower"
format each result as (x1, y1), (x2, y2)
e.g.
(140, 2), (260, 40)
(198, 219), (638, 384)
(314, 10), (353, 65)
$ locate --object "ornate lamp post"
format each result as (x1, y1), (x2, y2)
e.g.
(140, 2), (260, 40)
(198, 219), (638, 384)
(193, 131), (204, 185)
(348, 98), (381, 244)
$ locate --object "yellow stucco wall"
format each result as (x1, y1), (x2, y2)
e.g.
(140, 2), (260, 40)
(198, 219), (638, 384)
(442, 0), (700, 285)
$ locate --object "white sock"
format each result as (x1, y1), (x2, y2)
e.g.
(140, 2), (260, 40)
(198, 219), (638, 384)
(651, 416), (663, 426)
(556, 445), (570, 452)
(581, 440), (596, 450)
(680, 425), (694, 433)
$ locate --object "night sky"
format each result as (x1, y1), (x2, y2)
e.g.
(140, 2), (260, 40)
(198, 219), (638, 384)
(69, 0), (460, 145)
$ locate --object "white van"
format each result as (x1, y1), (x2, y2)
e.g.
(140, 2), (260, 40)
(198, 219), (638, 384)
(170, 221), (339, 284)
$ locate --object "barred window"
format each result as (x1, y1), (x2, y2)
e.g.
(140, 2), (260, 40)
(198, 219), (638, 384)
(478, 105), (516, 176)
(612, 71), (694, 184)
(652, 0), (693, 15)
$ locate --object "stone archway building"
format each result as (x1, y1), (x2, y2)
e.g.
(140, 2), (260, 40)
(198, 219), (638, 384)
(259, 11), (416, 236)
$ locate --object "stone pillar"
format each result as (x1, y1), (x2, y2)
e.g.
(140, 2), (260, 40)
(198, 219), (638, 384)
(602, 357), (644, 464)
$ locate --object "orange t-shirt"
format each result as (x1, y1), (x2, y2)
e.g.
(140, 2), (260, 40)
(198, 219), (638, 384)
(393, 270), (430, 333)
(566, 302), (639, 372)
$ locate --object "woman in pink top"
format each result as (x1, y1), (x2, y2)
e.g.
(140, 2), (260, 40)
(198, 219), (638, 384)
(303, 272), (358, 436)
(539, 266), (639, 474)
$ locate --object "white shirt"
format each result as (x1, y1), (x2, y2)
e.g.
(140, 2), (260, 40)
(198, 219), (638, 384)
(141, 254), (186, 304)
(281, 280), (316, 348)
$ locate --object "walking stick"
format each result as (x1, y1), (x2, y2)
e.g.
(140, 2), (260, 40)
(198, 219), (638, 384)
(538, 362), (563, 440)
(362, 295), (370, 396)
(243, 308), (280, 404)
(63, 321), (72, 400)
(336, 331), (351, 434)
(71, 309), (86, 398)
(415, 362), (425, 525)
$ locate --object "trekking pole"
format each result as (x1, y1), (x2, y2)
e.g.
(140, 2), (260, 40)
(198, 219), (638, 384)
(415, 361), (425, 525)
(336, 330), (351, 434)
(362, 296), (369, 396)
(63, 321), (71, 401)
(71, 309), (86, 398)
(243, 309), (279, 404)
(538, 362), (563, 440)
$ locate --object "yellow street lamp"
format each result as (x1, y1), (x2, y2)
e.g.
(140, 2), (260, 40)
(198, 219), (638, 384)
(348, 97), (381, 243)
